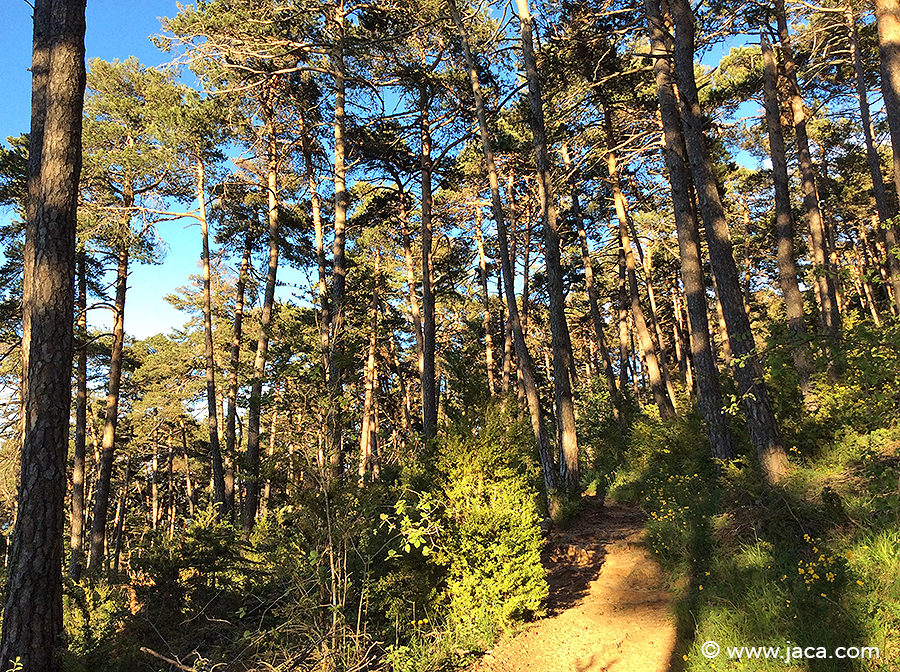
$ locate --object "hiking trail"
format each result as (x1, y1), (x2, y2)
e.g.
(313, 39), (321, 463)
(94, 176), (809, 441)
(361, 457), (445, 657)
(470, 497), (678, 672)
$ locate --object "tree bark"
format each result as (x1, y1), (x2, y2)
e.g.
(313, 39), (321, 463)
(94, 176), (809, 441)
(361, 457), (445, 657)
(69, 250), (88, 579)
(448, 0), (559, 510)
(647, 0), (734, 460)
(242, 121), (280, 539)
(197, 156), (227, 512)
(225, 228), (252, 519)
(329, 1), (349, 475)
(88, 243), (129, 571)
(474, 206), (497, 395)
(111, 456), (131, 574)
(761, 34), (816, 407)
(1, 3), (85, 669)
(514, 0), (579, 496)
(669, 0), (785, 479)
(874, 0), (900, 313)
(561, 143), (621, 421)
(420, 83), (438, 442)
(359, 252), (380, 484)
(774, 0), (841, 338)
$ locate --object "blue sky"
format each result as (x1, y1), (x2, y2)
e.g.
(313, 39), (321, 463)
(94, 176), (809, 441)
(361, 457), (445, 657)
(0, 0), (220, 339)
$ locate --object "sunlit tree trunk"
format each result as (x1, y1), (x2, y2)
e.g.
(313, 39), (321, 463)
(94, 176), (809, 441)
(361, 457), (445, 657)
(0, 2), (85, 668)
(420, 82), (438, 442)
(474, 206), (497, 395)
(774, 0), (841, 338)
(669, 0), (785, 480)
(561, 143), (621, 421)
(89, 241), (129, 571)
(225, 227), (252, 519)
(448, 0), (559, 510)
(242, 117), (280, 538)
(111, 456), (131, 573)
(197, 155), (226, 511)
(69, 251), (88, 579)
(761, 35), (816, 407)
(874, 0), (900, 312)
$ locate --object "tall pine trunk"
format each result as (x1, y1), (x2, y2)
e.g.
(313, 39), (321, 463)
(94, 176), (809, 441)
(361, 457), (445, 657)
(761, 35), (816, 407)
(88, 242), (129, 570)
(646, 0), (735, 460)
(242, 121), (280, 538)
(69, 250), (88, 579)
(774, 0), (841, 338)
(474, 207), (496, 395)
(197, 156), (226, 512)
(561, 143), (621, 422)
(448, 0), (559, 510)
(514, 0), (579, 496)
(1, 2), (85, 669)
(874, 0), (900, 313)
(420, 83), (438, 441)
(224, 227), (252, 519)
(669, 0), (785, 480)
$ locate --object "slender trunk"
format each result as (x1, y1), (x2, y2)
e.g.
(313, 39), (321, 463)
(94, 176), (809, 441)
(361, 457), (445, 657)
(359, 252), (380, 485)
(197, 156), (226, 511)
(166, 429), (175, 538)
(514, 0), (579, 495)
(561, 143), (621, 420)
(669, 0), (785, 479)
(474, 207), (497, 395)
(224, 229), (251, 519)
(242, 120), (280, 538)
(399, 192), (424, 384)
(329, 2), (348, 474)
(261, 386), (280, 514)
(761, 34), (816, 407)
(69, 251), (88, 579)
(874, 0), (900, 311)
(181, 419), (196, 517)
(774, 0), (841, 337)
(420, 83), (438, 441)
(111, 456), (131, 574)
(618, 220), (675, 419)
(605, 111), (675, 419)
(300, 104), (330, 379)
(151, 428), (159, 529)
(448, 0), (559, 509)
(88, 242), (129, 571)
(1, 3), (84, 668)
(647, 0), (734, 460)
(850, 3), (898, 310)
(617, 246), (630, 393)
(670, 275), (694, 392)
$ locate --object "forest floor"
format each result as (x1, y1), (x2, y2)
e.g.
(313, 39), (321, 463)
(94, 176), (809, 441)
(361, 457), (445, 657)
(469, 496), (678, 672)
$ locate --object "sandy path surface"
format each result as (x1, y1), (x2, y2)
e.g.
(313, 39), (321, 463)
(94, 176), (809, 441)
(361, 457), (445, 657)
(470, 498), (677, 672)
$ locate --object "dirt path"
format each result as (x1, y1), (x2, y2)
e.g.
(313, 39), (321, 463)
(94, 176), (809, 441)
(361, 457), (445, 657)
(471, 497), (677, 672)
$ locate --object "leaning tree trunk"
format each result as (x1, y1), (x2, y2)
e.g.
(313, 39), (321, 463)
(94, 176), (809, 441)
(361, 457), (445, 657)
(850, 2), (900, 313)
(669, 0), (785, 480)
(774, 0), (842, 338)
(420, 82), (438, 442)
(88, 241), (129, 571)
(224, 227), (252, 519)
(328, 1), (349, 476)
(560, 143), (622, 422)
(448, 0), (559, 510)
(0, 2), (84, 670)
(197, 155), (226, 512)
(646, 0), (736, 462)
(514, 0), (579, 497)
(874, 0), (900, 312)
(474, 206), (497, 395)
(242, 122), (280, 539)
(761, 34), (816, 407)
(69, 250), (88, 579)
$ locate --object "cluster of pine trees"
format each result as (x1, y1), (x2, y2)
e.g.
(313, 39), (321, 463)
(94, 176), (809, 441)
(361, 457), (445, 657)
(2, 0), (900, 669)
